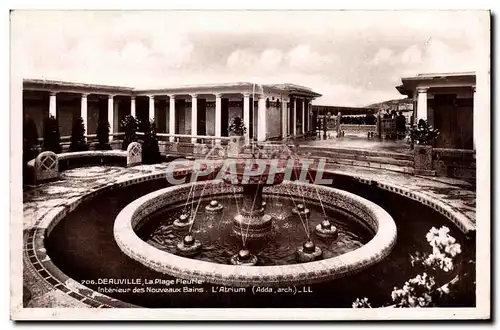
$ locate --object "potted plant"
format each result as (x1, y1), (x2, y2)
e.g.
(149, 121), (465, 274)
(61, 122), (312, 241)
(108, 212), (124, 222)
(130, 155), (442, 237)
(409, 119), (440, 148)
(227, 116), (247, 157)
(96, 119), (112, 150)
(121, 115), (139, 151)
(228, 116), (247, 137)
(42, 115), (61, 154)
(141, 119), (162, 164)
(69, 116), (89, 152)
(410, 119), (439, 174)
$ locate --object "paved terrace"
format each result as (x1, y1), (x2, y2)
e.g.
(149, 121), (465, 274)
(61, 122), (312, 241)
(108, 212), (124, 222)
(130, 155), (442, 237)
(21, 161), (475, 308)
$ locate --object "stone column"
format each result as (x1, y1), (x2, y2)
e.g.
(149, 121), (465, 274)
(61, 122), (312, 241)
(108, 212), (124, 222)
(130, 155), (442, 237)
(302, 98), (306, 135)
(49, 92), (57, 117)
(243, 93), (250, 143)
(472, 86), (476, 150)
(416, 87), (428, 121)
(191, 94), (198, 144)
(293, 98), (297, 137)
(215, 93), (222, 145)
(281, 100), (287, 139)
(257, 95), (267, 142)
(148, 95), (155, 123)
(81, 94), (88, 136)
(108, 95), (114, 141)
(169, 95), (176, 142)
(130, 96), (136, 117)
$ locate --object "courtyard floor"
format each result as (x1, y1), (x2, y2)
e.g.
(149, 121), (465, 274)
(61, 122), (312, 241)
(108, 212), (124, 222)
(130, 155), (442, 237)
(19, 159), (476, 309)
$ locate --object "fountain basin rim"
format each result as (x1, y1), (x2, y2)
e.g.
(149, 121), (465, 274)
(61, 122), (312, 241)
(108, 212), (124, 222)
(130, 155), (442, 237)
(113, 180), (398, 287)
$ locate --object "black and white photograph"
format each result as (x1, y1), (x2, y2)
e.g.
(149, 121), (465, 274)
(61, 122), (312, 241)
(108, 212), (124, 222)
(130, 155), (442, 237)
(9, 9), (491, 320)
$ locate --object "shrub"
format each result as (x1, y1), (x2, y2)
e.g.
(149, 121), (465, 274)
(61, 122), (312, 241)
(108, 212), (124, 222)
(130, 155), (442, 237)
(42, 115), (61, 153)
(121, 115), (139, 150)
(23, 114), (39, 160)
(69, 116), (89, 152)
(141, 119), (161, 164)
(96, 119), (112, 150)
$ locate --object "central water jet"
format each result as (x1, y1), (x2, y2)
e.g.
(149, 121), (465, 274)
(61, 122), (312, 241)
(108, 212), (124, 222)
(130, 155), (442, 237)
(222, 152), (286, 239)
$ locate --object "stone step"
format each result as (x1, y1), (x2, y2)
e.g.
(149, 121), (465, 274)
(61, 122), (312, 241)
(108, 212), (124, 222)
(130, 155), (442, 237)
(320, 157), (415, 175)
(300, 150), (414, 167)
(298, 146), (414, 161)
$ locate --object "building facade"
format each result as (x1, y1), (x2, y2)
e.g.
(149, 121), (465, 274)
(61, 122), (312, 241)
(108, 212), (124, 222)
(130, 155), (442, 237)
(396, 72), (476, 150)
(23, 79), (322, 144)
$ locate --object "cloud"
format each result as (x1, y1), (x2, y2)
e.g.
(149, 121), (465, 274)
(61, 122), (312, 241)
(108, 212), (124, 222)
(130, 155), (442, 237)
(370, 47), (394, 65)
(11, 10), (489, 107)
(400, 45), (423, 66)
(286, 44), (337, 72)
(259, 49), (283, 71)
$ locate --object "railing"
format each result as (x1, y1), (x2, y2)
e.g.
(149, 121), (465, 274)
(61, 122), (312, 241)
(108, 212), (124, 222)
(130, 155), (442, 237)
(35, 133), (125, 145)
(155, 133), (231, 144)
(339, 124), (377, 134)
(378, 118), (396, 138)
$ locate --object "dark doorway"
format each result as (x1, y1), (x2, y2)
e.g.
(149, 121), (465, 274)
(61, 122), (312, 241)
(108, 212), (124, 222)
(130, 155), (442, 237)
(432, 94), (474, 149)
(198, 99), (207, 136)
(312, 111), (318, 135)
(221, 98), (229, 137)
(249, 97), (254, 140)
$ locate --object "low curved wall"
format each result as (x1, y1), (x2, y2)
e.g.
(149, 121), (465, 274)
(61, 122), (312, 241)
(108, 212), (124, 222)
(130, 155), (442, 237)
(113, 180), (398, 287)
(27, 143), (142, 184)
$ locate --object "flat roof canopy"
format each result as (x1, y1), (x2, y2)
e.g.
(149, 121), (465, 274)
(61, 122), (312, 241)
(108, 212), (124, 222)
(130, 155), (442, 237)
(396, 72), (476, 98)
(23, 79), (322, 98)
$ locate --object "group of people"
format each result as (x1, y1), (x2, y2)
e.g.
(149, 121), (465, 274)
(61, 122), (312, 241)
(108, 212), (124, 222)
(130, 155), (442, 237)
(381, 110), (408, 139)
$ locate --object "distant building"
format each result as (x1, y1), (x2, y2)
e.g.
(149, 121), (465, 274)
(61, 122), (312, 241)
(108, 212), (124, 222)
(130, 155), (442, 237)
(311, 105), (377, 117)
(396, 72), (475, 150)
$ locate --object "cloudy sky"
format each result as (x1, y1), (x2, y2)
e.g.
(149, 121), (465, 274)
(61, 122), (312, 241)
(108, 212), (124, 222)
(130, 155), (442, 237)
(11, 10), (489, 106)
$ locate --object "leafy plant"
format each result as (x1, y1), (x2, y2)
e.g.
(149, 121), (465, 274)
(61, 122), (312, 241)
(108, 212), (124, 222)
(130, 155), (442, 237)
(121, 115), (139, 150)
(141, 119), (161, 164)
(23, 114), (39, 160)
(96, 119), (112, 150)
(69, 116), (89, 152)
(42, 115), (61, 153)
(409, 119), (439, 147)
(353, 226), (475, 308)
(228, 116), (247, 136)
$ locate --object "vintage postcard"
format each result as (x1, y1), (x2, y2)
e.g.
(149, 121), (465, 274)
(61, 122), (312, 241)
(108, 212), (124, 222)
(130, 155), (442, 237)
(10, 10), (490, 320)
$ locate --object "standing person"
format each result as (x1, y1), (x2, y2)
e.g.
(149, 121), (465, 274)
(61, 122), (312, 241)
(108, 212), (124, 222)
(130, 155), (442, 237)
(396, 111), (407, 139)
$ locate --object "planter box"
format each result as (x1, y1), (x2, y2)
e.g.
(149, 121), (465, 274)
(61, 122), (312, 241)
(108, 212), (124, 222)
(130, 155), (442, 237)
(227, 135), (244, 158)
(414, 145), (435, 176)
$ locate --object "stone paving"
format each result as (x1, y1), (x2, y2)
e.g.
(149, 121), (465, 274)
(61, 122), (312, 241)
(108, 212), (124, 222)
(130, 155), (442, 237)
(20, 160), (476, 308)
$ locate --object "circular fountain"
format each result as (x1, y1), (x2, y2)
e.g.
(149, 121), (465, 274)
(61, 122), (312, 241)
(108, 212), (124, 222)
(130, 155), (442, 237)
(114, 179), (397, 287)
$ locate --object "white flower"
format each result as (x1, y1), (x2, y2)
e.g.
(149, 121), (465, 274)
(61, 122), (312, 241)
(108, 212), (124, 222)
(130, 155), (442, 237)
(445, 243), (462, 257)
(440, 284), (450, 295)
